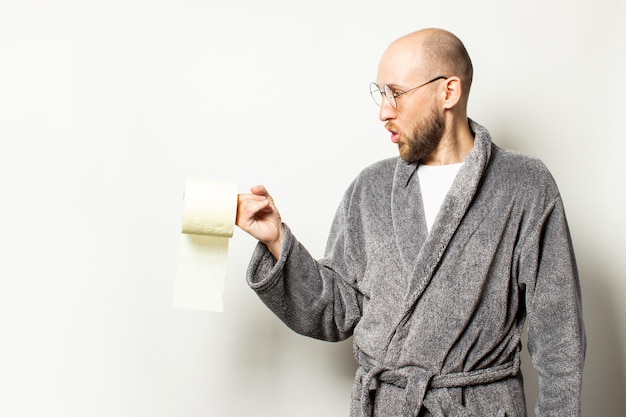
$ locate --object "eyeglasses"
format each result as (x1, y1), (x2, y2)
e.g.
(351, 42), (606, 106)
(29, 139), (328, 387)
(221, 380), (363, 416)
(369, 76), (448, 109)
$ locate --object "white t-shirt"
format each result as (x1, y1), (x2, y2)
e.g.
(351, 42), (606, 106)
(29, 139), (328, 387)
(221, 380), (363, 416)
(417, 162), (464, 232)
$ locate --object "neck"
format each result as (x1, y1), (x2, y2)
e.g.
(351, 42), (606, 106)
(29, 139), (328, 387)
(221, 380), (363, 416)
(422, 117), (474, 165)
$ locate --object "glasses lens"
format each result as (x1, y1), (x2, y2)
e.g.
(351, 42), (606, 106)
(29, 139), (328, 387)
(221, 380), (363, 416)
(369, 83), (383, 107)
(383, 85), (397, 109)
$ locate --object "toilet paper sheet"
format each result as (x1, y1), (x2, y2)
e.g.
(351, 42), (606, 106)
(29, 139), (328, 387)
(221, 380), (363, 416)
(175, 177), (237, 312)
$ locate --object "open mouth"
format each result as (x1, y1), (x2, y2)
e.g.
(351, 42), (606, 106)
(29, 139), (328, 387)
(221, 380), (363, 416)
(386, 123), (400, 144)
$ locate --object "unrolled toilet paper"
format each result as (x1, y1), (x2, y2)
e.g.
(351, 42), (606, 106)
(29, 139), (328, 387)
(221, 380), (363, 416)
(175, 177), (238, 312)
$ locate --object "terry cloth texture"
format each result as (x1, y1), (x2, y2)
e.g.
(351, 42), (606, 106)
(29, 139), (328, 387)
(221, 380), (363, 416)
(246, 120), (586, 417)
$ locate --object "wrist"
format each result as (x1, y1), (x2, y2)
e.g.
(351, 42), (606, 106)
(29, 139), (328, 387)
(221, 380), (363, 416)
(266, 224), (285, 260)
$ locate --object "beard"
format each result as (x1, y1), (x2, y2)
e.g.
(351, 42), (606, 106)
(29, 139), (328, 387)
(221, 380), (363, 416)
(398, 105), (444, 164)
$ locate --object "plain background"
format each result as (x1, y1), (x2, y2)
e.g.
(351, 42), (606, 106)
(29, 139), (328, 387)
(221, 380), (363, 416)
(1, 1), (624, 416)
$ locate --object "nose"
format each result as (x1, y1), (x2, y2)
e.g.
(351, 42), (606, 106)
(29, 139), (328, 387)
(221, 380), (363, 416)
(378, 96), (396, 122)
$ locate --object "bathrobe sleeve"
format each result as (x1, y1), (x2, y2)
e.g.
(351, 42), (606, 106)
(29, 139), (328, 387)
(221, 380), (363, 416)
(246, 217), (363, 342)
(518, 194), (586, 416)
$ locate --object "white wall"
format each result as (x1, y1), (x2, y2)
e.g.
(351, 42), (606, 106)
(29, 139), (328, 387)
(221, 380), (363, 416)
(1, 1), (624, 416)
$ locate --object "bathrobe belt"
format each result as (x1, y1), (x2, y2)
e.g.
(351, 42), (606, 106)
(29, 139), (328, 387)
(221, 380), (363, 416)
(358, 351), (520, 417)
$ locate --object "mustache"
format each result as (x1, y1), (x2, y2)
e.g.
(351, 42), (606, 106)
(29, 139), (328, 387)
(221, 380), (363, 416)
(385, 121), (398, 132)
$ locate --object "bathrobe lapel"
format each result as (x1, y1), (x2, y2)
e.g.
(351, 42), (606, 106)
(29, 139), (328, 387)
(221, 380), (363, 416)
(391, 160), (426, 275)
(391, 120), (493, 313)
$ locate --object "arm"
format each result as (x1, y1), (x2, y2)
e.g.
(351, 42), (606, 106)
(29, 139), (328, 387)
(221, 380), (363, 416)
(237, 185), (362, 342)
(519, 196), (586, 416)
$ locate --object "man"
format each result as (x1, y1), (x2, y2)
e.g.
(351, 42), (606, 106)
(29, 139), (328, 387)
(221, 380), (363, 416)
(236, 28), (585, 417)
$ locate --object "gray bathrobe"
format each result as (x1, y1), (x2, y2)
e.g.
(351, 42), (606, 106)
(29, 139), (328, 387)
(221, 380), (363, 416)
(246, 120), (586, 417)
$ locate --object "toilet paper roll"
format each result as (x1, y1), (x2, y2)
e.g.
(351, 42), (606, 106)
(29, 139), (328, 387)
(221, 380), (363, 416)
(181, 178), (237, 238)
(175, 177), (238, 312)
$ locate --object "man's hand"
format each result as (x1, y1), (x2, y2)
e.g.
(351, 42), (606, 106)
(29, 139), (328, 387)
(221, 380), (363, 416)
(237, 185), (285, 259)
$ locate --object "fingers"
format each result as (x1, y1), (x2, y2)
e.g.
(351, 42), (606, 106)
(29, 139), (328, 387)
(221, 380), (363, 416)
(236, 192), (269, 226)
(250, 184), (269, 197)
(236, 185), (278, 228)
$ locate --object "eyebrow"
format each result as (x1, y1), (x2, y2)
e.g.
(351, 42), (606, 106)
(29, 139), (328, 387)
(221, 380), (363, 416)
(385, 83), (409, 93)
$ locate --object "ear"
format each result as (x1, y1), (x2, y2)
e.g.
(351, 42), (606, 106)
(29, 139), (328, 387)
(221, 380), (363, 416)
(442, 76), (463, 110)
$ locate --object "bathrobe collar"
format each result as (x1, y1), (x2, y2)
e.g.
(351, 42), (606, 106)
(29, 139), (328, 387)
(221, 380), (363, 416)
(391, 119), (493, 307)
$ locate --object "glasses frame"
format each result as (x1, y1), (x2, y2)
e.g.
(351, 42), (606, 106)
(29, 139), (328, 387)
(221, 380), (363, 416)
(370, 75), (448, 109)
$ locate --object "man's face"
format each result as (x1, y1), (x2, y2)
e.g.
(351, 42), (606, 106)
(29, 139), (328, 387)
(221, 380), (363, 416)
(376, 41), (444, 164)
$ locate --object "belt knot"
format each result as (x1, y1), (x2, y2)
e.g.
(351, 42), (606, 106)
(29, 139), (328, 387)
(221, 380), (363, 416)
(357, 350), (520, 417)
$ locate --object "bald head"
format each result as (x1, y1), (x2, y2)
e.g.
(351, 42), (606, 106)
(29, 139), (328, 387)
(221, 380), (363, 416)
(383, 28), (473, 100)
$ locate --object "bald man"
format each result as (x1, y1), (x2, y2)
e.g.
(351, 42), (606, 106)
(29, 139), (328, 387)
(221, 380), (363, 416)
(237, 28), (585, 417)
